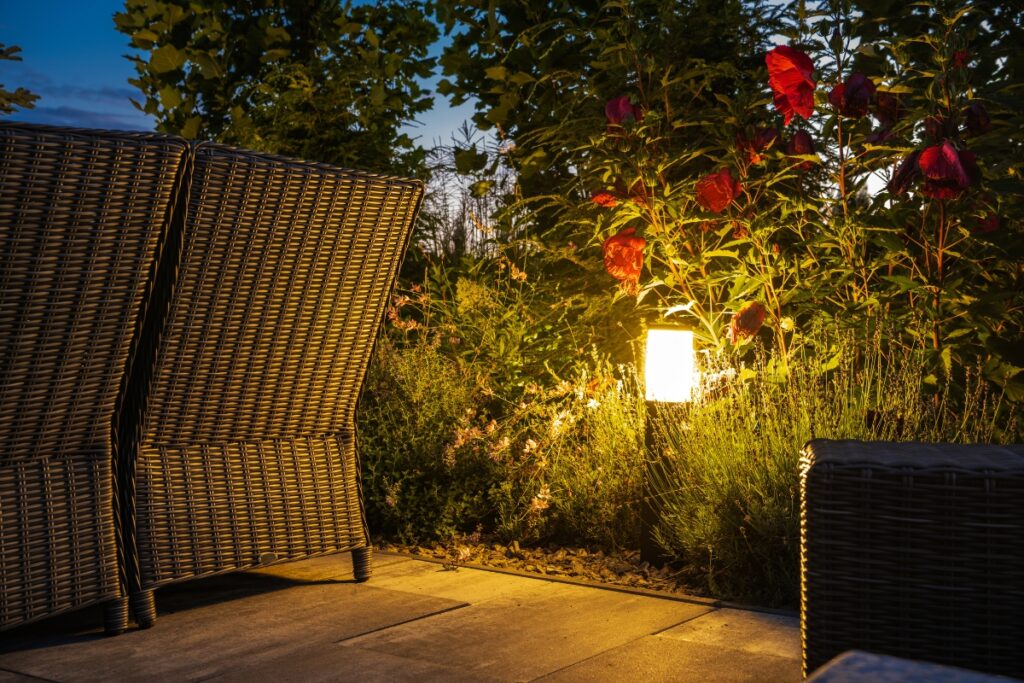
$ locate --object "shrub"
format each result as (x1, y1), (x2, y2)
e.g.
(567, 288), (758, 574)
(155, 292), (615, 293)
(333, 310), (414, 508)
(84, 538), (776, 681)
(650, 333), (1021, 607)
(358, 336), (500, 543)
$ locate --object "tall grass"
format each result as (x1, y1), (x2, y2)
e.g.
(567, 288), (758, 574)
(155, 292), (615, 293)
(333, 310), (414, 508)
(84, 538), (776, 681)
(651, 337), (1021, 607)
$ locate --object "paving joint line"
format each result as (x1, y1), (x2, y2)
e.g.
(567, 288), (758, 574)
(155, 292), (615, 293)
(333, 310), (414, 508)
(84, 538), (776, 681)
(333, 602), (471, 645)
(0, 666), (61, 683)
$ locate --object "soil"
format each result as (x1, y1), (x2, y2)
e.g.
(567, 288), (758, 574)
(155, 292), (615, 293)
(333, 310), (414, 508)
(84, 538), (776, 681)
(377, 540), (709, 599)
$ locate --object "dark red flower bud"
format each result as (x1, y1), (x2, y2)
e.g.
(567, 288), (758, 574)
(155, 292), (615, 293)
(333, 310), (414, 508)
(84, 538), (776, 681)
(972, 214), (999, 235)
(603, 227), (646, 291)
(924, 115), (953, 142)
(590, 190), (619, 208)
(766, 45), (816, 126)
(952, 50), (970, 69)
(963, 102), (992, 137)
(605, 96), (643, 126)
(696, 168), (743, 214)
(866, 128), (895, 146)
(918, 142), (979, 199)
(786, 129), (816, 171)
(737, 127), (782, 164)
(728, 301), (767, 345)
(888, 150), (921, 196)
(754, 127), (781, 152)
(873, 92), (905, 127)
(628, 179), (651, 207)
(828, 72), (876, 118)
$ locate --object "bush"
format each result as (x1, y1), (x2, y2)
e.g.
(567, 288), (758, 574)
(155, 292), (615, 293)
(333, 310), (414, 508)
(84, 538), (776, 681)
(650, 333), (1021, 607)
(359, 336), (500, 543)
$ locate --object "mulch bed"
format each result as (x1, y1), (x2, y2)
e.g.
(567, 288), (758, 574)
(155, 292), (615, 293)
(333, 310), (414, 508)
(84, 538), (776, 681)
(377, 540), (708, 599)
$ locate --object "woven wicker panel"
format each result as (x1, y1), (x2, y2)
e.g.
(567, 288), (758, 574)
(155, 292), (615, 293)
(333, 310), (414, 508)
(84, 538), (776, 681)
(0, 123), (186, 628)
(0, 455), (118, 626)
(135, 433), (363, 586)
(800, 439), (1024, 679)
(133, 144), (422, 588)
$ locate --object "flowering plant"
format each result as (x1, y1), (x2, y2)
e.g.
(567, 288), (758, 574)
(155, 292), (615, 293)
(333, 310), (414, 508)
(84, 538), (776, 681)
(573, 1), (1023, 396)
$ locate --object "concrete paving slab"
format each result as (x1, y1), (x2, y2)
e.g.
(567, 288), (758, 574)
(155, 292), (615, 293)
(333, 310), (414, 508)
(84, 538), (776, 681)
(658, 607), (800, 660)
(343, 578), (714, 682)
(248, 550), (412, 582)
(0, 576), (463, 683)
(536, 635), (801, 682)
(212, 640), (501, 683)
(0, 670), (38, 682)
(0, 555), (802, 683)
(362, 555), (552, 604)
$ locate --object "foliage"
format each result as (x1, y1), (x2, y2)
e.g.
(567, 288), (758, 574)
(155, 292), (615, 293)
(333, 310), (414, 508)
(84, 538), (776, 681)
(359, 335), (499, 543)
(115, 0), (437, 174)
(359, 276), (645, 549)
(651, 333), (1021, 607)
(434, 0), (1024, 396)
(0, 44), (39, 115)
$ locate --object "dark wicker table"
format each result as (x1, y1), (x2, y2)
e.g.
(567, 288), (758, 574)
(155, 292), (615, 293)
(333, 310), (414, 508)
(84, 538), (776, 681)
(801, 439), (1024, 679)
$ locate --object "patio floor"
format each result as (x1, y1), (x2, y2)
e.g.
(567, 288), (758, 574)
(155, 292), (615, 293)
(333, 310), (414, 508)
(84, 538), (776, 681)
(0, 552), (800, 682)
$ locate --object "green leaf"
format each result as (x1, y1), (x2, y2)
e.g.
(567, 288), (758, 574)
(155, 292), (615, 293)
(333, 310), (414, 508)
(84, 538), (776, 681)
(158, 86), (181, 109)
(179, 116), (201, 139)
(484, 65), (507, 81)
(149, 44), (185, 74)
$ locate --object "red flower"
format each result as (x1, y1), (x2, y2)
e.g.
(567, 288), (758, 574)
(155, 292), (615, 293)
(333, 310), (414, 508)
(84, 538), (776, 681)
(963, 102), (991, 137)
(603, 227), (646, 290)
(728, 301), (767, 345)
(873, 92), (905, 127)
(591, 190), (619, 208)
(628, 179), (651, 207)
(924, 115), (953, 142)
(786, 129), (816, 171)
(973, 214), (999, 235)
(918, 142), (979, 199)
(952, 50), (970, 69)
(754, 127), (782, 151)
(866, 128), (896, 146)
(766, 45), (816, 126)
(828, 72), (876, 118)
(888, 150), (921, 196)
(736, 127), (781, 164)
(696, 168), (743, 214)
(605, 96), (643, 126)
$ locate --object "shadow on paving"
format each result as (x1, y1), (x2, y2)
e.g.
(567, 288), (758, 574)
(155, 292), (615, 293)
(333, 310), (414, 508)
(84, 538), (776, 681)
(0, 553), (801, 682)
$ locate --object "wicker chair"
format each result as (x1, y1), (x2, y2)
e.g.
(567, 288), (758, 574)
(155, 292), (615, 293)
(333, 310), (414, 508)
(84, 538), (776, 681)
(120, 142), (422, 627)
(0, 123), (187, 634)
(800, 439), (1024, 679)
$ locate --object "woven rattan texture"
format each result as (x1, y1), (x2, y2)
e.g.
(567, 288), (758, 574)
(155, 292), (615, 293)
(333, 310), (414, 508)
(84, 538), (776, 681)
(133, 144), (422, 587)
(800, 439), (1024, 679)
(0, 123), (186, 628)
(0, 456), (118, 626)
(135, 433), (362, 586)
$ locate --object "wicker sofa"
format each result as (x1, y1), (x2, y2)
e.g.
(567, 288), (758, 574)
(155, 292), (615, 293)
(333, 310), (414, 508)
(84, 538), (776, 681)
(0, 123), (422, 633)
(0, 123), (188, 634)
(800, 439), (1024, 679)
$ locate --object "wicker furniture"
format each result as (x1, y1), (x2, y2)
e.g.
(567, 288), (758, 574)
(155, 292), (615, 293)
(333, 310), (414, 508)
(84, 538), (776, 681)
(807, 650), (1018, 683)
(120, 142), (422, 627)
(800, 439), (1024, 679)
(0, 123), (187, 633)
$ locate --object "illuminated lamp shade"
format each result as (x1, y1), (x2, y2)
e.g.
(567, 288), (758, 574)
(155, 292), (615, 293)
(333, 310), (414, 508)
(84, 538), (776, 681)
(644, 327), (697, 403)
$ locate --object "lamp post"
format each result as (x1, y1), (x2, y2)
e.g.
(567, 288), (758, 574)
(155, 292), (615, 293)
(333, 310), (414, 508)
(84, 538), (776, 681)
(640, 326), (697, 565)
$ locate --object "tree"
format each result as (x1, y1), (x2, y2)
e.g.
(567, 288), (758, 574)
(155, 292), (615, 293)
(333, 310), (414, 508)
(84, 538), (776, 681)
(115, 0), (438, 175)
(0, 44), (39, 116)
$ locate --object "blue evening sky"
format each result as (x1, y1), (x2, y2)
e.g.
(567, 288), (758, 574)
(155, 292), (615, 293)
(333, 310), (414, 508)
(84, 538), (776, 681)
(1, 0), (473, 147)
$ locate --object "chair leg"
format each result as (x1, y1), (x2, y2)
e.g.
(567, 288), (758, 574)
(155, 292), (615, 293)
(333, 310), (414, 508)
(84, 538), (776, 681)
(352, 546), (372, 582)
(131, 589), (157, 629)
(103, 596), (129, 636)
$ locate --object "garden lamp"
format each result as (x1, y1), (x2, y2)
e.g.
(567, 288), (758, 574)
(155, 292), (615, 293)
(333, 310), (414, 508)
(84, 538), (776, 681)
(644, 327), (697, 404)
(641, 326), (697, 564)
